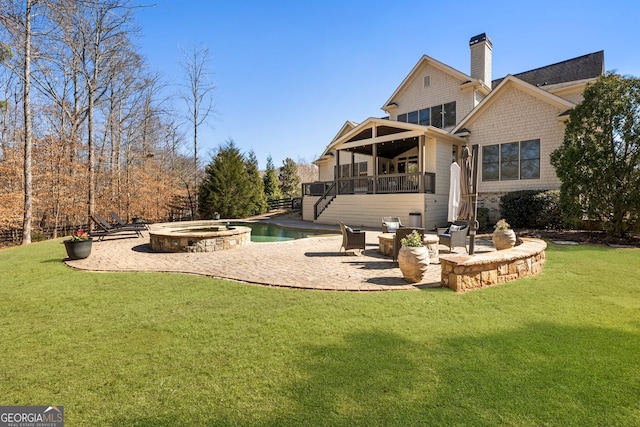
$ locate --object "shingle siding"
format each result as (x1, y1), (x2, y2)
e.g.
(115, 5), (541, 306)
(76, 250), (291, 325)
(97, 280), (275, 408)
(392, 62), (475, 128)
(467, 85), (567, 221)
(309, 36), (605, 227)
(469, 86), (566, 194)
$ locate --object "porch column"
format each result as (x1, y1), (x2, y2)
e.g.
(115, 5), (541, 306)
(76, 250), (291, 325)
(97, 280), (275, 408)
(335, 149), (340, 194)
(372, 142), (378, 194)
(350, 151), (355, 177)
(371, 125), (378, 194)
(419, 135), (425, 192)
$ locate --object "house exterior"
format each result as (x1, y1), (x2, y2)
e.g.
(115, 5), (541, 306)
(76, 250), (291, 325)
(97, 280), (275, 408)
(303, 33), (604, 230)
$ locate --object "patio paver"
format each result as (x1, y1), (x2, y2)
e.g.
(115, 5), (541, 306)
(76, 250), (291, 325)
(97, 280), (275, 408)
(64, 219), (493, 291)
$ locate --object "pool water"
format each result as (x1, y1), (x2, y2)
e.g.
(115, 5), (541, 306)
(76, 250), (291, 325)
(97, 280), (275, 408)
(230, 222), (338, 242)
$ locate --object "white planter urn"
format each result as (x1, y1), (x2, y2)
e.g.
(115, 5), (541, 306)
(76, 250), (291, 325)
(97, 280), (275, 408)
(398, 246), (430, 283)
(492, 229), (517, 250)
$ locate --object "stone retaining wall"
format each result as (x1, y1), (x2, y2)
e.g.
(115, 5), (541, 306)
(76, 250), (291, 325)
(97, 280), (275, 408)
(439, 238), (547, 292)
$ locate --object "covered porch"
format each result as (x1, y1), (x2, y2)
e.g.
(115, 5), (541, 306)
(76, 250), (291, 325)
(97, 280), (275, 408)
(305, 118), (467, 222)
(334, 133), (436, 195)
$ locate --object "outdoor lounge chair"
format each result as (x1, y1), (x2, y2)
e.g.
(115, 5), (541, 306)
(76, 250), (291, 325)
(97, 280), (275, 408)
(90, 213), (143, 241)
(382, 216), (403, 233)
(393, 227), (424, 262)
(338, 221), (366, 253)
(110, 211), (148, 230)
(437, 221), (469, 253)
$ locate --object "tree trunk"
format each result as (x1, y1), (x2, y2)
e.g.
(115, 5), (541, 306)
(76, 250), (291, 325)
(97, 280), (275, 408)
(87, 87), (95, 226)
(21, 0), (33, 245)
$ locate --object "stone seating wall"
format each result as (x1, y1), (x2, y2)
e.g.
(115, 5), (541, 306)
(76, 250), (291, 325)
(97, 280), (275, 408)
(439, 238), (547, 292)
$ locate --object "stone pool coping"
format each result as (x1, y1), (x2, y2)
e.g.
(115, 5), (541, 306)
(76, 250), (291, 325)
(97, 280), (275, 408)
(149, 220), (235, 235)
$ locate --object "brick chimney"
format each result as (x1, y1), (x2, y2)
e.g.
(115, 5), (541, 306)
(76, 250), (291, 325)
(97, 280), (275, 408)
(469, 33), (492, 86)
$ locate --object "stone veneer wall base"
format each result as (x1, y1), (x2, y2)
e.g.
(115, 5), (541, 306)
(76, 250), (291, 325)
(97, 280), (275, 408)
(439, 238), (547, 292)
(148, 221), (251, 253)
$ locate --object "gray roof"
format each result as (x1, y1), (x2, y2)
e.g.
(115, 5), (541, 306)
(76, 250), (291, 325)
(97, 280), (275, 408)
(492, 50), (604, 89)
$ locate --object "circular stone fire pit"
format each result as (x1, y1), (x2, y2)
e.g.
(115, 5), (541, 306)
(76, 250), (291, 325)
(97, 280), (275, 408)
(149, 220), (251, 253)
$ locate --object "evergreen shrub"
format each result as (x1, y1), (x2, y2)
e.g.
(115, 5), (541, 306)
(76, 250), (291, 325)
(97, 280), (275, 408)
(477, 207), (489, 232)
(499, 190), (563, 229)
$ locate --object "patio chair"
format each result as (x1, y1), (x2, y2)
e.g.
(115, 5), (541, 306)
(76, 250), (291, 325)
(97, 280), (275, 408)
(393, 227), (424, 262)
(110, 211), (148, 230)
(90, 213), (143, 241)
(338, 221), (366, 253)
(437, 221), (469, 253)
(382, 216), (403, 233)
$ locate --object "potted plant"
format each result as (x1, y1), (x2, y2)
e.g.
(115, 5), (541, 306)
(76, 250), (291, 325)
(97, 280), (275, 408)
(492, 218), (517, 250)
(398, 230), (430, 283)
(132, 213), (143, 224)
(63, 229), (93, 260)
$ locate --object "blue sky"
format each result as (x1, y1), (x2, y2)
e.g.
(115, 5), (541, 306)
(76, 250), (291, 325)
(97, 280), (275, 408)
(134, 0), (640, 169)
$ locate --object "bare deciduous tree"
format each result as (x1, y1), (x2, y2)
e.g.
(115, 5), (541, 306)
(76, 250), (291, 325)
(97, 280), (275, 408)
(179, 43), (215, 218)
(0, 0), (206, 243)
(74, 0), (138, 223)
(0, 0), (42, 244)
(296, 156), (319, 184)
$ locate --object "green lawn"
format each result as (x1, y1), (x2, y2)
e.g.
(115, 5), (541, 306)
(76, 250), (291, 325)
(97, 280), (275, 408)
(1, 240), (639, 426)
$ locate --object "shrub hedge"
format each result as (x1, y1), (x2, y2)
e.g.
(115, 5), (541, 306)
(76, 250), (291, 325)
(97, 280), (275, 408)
(499, 190), (562, 229)
(477, 207), (489, 232)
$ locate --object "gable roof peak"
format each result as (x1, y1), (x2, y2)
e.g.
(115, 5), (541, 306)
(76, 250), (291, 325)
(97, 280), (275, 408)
(381, 54), (471, 111)
(453, 74), (576, 133)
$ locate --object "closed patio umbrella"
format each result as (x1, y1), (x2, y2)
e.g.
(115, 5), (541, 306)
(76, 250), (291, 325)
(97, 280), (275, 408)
(458, 145), (479, 254)
(447, 160), (461, 222)
(457, 146), (473, 221)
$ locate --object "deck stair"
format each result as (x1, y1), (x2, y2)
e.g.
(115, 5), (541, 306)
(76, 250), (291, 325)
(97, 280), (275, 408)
(314, 182), (336, 219)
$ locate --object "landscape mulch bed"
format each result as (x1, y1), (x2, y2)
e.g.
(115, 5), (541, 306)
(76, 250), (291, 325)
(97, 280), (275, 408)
(517, 229), (640, 247)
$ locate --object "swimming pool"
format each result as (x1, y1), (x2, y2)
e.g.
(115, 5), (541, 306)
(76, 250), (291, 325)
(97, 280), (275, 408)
(230, 222), (338, 242)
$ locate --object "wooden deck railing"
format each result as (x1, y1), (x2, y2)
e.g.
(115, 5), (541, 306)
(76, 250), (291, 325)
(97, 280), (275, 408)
(303, 173), (435, 197)
(313, 182), (337, 219)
